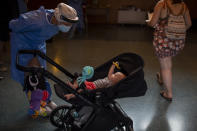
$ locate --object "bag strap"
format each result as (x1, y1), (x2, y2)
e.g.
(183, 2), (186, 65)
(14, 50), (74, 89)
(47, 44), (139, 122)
(179, 3), (185, 15)
(182, 3), (187, 15)
(161, 1), (169, 19)
(163, 1), (170, 19)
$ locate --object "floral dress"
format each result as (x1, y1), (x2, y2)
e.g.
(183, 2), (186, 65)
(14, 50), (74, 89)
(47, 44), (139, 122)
(153, 18), (185, 58)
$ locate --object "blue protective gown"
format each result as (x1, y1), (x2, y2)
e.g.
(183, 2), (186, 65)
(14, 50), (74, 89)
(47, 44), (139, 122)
(9, 6), (59, 86)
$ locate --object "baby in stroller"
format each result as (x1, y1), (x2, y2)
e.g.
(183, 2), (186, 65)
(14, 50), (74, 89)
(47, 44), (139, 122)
(64, 62), (127, 100)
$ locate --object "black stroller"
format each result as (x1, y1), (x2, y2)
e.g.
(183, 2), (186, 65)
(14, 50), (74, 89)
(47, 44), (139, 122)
(16, 50), (147, 131)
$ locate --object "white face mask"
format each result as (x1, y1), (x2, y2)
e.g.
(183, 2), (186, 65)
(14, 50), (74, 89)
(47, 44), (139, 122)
(58, 25), (71, 32)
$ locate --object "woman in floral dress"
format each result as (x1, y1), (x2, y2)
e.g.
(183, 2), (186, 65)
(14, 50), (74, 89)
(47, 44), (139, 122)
(147, 0), (192, 101)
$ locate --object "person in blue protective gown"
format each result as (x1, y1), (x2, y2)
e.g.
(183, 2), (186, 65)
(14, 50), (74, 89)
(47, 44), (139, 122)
(9, 3), (79, 117)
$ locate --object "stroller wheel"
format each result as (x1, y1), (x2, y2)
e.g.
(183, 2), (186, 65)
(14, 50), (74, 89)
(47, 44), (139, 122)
(111, 118), (134, 131)
(50, 105), (73, 129)
(111, 124), (133, 131)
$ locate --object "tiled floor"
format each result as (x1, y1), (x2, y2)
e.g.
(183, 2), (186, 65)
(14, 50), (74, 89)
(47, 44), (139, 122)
(0, 24), (197, 131)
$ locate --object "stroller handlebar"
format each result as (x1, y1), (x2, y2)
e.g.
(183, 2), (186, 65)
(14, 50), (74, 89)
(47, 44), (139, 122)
(16, 50), (75, 79)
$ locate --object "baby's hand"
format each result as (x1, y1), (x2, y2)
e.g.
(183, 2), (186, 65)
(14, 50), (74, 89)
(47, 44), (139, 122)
(67, 81), (78, 89)
(64, 94), (75, 100)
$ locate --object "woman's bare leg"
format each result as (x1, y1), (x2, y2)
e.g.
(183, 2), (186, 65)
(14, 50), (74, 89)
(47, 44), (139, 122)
(159, 57), (173, 98)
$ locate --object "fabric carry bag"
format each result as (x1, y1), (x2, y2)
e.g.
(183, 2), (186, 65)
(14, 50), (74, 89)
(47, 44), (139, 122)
(165, 3), (186, 40)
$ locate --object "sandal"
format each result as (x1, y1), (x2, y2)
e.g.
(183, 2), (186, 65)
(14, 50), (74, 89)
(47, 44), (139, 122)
(156, 72), (163, 85)
(160, 92), (172, 102)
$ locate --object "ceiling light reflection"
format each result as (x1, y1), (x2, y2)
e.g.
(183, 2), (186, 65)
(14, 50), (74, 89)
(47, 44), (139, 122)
(50, 56), (61, 73)
(168, 113), (183, 131)
(140, 111), (154, 130)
